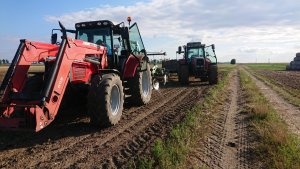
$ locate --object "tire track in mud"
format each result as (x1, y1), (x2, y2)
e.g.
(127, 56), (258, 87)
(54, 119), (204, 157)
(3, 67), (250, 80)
(191, 69), (256, 169)
(37, 86), (208, 168)
(0, 87), (178, 168)
(72, 87), (208, 169)
(1, 84), (210, 169)
(39, 87), (190, 168)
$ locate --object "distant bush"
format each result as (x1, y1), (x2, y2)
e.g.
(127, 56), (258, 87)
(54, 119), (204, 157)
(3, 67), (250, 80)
(230, 59), (236, 64)
(0, 59), (9, 64)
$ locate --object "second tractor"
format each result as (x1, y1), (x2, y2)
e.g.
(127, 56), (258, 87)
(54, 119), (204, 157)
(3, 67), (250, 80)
(163, 42), (218, 85)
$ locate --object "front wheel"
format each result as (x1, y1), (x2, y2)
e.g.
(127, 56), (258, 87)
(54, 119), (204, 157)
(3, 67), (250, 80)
(88, 74), (124, 127)
(208, 65), (218, 85)
(178, 64), (189, 85)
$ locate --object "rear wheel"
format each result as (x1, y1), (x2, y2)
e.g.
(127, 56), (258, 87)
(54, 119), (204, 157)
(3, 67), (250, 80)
(128, 63), (152, 105)
(178, 64), (189, 85)
(88, 74), (124, 127)
(208, 65), (218, 85)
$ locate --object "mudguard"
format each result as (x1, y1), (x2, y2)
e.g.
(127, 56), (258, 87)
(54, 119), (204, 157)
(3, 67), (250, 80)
(123, 54), (149, 78)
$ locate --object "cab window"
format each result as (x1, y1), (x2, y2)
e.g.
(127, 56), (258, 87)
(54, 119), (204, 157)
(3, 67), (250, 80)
(113, 35), (125, 56)
(187, 48), (204, 59)
(77, 28), (112, 55)
(205, 46), (217, 63)
(129, 23), (145, 56)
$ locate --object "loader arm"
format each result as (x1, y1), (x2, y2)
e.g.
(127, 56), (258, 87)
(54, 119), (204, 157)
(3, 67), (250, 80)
(0, 37), (107, 132)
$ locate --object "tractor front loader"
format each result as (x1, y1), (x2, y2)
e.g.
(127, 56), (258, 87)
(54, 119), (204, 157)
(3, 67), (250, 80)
(0, 18), (153, 132)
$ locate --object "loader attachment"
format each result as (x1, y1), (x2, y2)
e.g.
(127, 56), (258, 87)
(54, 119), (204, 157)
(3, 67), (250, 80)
(0, 39), (60, 131)
(0, 33), (107, 132)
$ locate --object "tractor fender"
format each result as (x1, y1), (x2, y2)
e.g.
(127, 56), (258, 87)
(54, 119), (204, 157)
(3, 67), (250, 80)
(123, 55), (148, 78)
(205, 58), (211, 70)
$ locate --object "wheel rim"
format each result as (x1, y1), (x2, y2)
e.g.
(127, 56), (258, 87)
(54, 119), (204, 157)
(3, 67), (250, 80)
(153, 79), (159, 90)
(110, 84), (120, 116)
(142, 71), (150, 96)
(163, 74), (167, 85)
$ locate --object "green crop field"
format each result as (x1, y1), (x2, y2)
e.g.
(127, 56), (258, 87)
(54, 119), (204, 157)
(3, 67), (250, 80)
(246, 63), (287, 70)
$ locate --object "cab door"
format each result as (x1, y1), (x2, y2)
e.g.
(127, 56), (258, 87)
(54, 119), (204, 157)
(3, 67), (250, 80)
(204, 45), (217, 64)
(129, 23), (146, 59)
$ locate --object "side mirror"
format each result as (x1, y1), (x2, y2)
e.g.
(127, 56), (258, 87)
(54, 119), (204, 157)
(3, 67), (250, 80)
(51, 33), (57, 44)
(212, 44), (215, 50)
(178, 46), (182, 54)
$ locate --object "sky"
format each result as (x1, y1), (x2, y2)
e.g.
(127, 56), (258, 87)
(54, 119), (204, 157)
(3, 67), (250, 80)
(1, 0), (300, 63)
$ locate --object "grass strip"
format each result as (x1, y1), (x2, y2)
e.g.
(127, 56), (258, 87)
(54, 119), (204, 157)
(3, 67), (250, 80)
(240, 70), (300, 169)
(136, 65), (236, 169)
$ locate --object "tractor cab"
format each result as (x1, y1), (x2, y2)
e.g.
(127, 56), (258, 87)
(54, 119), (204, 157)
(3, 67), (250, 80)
(73, 20), (147, 73)
(50, 19), (148, 75)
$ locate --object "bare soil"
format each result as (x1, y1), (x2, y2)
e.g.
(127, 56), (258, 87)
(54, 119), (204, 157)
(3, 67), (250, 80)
(244, 67), (300, 137)
(0, 79), (209, 168)
(0, 67), (264, 168)
(188, 69), (259, 169)
(252, 69), (300, 91)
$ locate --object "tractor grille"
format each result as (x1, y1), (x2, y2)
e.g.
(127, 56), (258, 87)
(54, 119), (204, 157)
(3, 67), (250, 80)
(196, 58), (204, 66)
(73, 66), (86, 80)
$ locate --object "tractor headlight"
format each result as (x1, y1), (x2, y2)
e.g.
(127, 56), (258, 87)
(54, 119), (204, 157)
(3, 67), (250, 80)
(97, 22), (102, 26)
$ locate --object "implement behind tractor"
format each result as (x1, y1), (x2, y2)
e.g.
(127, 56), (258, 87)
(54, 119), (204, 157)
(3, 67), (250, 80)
(0, 18), (153, 132)
(163, 42), (218, 84)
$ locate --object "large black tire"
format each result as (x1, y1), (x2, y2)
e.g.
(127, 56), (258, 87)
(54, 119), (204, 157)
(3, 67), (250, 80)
(208, 65), (218, 85)
(178, 64), (189, 85)
(88, 74), (124, 127)
(127, 63), (152, 105)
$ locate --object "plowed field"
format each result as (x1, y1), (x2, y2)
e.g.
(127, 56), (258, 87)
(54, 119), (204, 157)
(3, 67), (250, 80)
(0, 67), (212, 168)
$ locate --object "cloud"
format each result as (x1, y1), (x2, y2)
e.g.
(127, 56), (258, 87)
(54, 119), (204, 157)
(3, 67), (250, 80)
(45, 0), (300, 62)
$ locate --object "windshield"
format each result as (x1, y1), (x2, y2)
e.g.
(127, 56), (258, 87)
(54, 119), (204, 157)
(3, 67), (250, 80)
(187, 47), (204, 59)
(77, 28), (112, 55)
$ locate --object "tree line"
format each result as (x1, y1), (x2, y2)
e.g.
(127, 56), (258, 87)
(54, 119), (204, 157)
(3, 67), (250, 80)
(0, 59), (10, 64)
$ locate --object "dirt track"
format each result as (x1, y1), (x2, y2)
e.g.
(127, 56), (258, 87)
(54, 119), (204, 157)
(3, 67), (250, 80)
(0, 81), (209, 168)
(244, 67), (300, 137)
(188, 69), (258, 169)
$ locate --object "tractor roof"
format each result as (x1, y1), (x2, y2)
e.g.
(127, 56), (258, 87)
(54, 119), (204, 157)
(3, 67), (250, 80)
(75, 20), (115, 29)
(187, 42), (205, 48)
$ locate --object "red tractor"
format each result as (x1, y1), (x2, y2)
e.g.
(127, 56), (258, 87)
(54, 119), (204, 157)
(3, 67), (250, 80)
(0, 19), (153, 132)
(163, 42), (218, 84)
